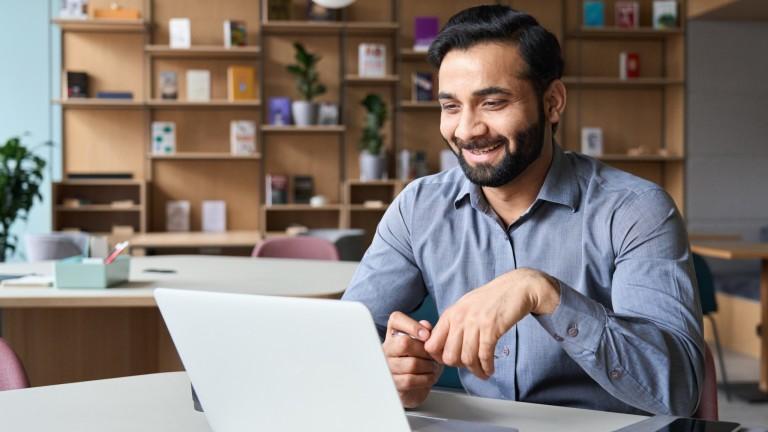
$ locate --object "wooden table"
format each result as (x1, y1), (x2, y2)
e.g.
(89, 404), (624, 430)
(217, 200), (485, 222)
(691, 241), (768, 401)
(0, 255), (357, 386)
(130, 231), (264, 256)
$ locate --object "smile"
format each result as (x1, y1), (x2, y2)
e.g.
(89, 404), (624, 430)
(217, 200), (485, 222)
(467, 142), (503, 155)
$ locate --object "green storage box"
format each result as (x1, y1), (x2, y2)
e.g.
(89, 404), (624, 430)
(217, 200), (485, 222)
(54, 256), (131, 289)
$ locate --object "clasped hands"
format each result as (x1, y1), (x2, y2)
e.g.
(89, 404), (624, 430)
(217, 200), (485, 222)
(383, 268), (560, 408)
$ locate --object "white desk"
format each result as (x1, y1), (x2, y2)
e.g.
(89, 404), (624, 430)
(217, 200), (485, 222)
(0, 256), (358, 386)
(0, 372), (649, 432)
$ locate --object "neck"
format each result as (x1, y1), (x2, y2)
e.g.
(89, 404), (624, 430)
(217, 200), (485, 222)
(481, 140), (555, 227)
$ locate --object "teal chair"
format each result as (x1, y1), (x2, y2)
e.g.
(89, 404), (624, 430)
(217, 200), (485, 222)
(409, 295), (463, 390)
(692, 253), (731, 401)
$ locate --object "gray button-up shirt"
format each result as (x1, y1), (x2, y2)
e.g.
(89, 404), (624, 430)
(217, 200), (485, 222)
(342, 145), (704, 416)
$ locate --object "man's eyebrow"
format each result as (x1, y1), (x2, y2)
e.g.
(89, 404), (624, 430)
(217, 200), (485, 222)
(437, 92), (455, 100)
(437, 87), (514, 100)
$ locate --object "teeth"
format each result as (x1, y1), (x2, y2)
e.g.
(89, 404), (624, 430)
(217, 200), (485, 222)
(469, 143), (501, 155)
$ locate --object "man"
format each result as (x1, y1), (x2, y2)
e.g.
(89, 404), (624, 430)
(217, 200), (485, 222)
(342, 5), (703, 416)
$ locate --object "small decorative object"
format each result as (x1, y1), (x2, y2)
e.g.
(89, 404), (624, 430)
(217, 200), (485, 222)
(307, 0), (339, 21)
(95, 91), (133, 99)
(59, 0), (88, 19)
(358, 43), (386, 77)
(311, 0), (356, 8)
(619, 52), (640, 79)
(363, 200), (385, 208)
(0, 136), (48, 262)
(92, 5), (141, 19)
(286, 43), (326, 126)
(414, 151), (428, 178)
(227, 65), (256, 101)
(230, 120), (257, 155)
(412, 72), (434, 101)
(160, 71), (178, 100)
(440, 149), (459, 172)
(166, 200), (190, 232)
(268, 0), (292, 20)
(265, 174), (288, 205)
(627, 145), (650, 156)
(581, 127), (604, 156)
(169, 18), (191, 49)
(223, 20), (247, 47)
(653, 0), (678, 28)
(186, 70), (211, 102)
(152, 121), (176, 155)
(268, 97), (293, 125)
(309, 195), (328, 207)
(293, 175), (315, 204)
(615, 1), (639, 28)
(359, 94), (387, 181)
(66, 71), (89, 98)
(397, 149), (411, 181)
(582, 0), (605, 27)
(413, 16), (439, 52)
(317, 102), (339, 125)
(202, 200), (227, 233)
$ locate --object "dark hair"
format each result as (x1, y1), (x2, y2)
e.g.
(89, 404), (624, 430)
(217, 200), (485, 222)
(427, 5), (564, 101)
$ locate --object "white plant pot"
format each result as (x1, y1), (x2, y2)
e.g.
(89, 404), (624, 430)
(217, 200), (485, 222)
(292, 101), (317, 126)
(359, 151), (386, 181)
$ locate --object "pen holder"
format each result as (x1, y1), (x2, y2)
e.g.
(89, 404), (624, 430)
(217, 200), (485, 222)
(54, 255), (131, 289)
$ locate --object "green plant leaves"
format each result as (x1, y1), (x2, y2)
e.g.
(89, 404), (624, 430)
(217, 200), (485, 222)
(359, 94), (387, 155)
(285, 42), (327, 101)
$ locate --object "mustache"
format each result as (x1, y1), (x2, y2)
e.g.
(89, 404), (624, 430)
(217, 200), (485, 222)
(452, 135), (508, 151)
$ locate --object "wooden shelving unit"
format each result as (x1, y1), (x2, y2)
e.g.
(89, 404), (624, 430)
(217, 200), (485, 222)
(53, 99), (145, 109)
(52, 18), (147, 32)
(145, 45), (261, 58)
(260, 125), (346, 133)
(149, 152), (262, 160)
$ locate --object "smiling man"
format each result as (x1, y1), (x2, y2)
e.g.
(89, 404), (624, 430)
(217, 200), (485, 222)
(342, 5), (704, 416)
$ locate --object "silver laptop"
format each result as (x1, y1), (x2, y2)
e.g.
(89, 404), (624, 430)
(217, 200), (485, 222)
(155, 288), (517, 432)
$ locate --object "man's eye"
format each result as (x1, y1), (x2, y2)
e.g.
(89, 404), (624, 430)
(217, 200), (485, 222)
(483, 100), (505, 109)
(441, 104), (459, 112)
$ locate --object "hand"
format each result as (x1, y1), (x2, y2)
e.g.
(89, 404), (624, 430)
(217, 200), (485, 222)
(383, 311), (443, 408)
(424, 268), (560, 380)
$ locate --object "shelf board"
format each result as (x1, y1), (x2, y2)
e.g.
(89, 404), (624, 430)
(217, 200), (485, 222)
(53, 99), (145, 109)
(596, 154), (684, 162)
(348, 204), (388, 211)
(146, 99), (261, 109)
(264, 204), (345, 211)
(52, 18), (147, 32)
(261, 20), (398, 35)
(571, 26), (684, 38)
(346, 179), (402, 186)
(145, 45), (261, 58)
(56, 179), (142, 186)
(562, 77), (684, 87)
(56, 205), (142, 212)
(345, 74), (400, 84)
(400, 100), (440, 110)
(261, 125), (346, 133)
(149, 152), (261, 160)
(343, 22), (399, 33)
(400, 49), (429, 60)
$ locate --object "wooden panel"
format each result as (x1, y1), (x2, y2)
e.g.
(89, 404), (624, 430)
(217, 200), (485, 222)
(262, 36), (340, 104)
(151, 160), (261, 231)
(704, 293), (761, 359)
(348, 183), (398, 204)
(55, 184), (142, 205)
(151, 58), (260, 100)
(56, 211), (142, 232)
(265, 135), (342, 202)
(345, 86), (395, 180)
(152, 110), (260, 153)
(397, 110), (444, 176)
(663, 161), (685, 213)
(151, 0), (261, 45)
(399, 0), (490, 47)
(664, 85), (685, 154)
(350, 210), (385, 247)
(398, 58), (434, 101)
(564, 39), (664, 77)
(603, 161), (664, 185)
(665, 34), (686, 80)
(64, 110), (146, 179)
(64, 32), (145, 99)
(509, 0), (564, 41)
(345, 0), (394, 22)
(263, 209), (342, 232)
(88, 0), (146, 15)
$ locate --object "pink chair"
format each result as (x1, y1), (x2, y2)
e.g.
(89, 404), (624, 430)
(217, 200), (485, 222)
(0, 338), (29, 391)
(694, 344), (719, 421)
(252, 236), (340, 261)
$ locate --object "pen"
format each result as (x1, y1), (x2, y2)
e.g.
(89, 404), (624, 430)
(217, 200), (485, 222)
(104, 241), (130, 264)
(391, 330), (499, 359)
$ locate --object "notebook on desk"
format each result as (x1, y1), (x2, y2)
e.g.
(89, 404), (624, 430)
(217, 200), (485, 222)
(155, 289), (518, 432)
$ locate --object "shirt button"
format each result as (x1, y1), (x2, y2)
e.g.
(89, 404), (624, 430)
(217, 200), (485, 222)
(553, 334), (564, 342)
(609, 369), (623, 379)
(567, 325), (579, 338)
(502, 346), (510, 357)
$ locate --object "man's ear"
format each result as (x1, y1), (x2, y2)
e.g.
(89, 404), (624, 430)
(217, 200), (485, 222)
(544, 80), (567, 125)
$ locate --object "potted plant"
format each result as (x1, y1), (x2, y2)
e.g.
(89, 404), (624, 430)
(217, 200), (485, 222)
(359, 94), (387, 181)
(286, 42), (327, 126)
(0, 136), (47, 262)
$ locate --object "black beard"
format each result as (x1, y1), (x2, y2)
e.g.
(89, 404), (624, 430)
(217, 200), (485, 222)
(448, 110), (546, 188)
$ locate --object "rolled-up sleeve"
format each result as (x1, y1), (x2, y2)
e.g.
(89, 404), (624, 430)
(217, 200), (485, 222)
(342, 187), (428, 336)
(536, 189), (705, 416)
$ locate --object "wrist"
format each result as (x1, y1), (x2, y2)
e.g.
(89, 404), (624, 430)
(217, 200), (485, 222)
(528, 271), (561, 315)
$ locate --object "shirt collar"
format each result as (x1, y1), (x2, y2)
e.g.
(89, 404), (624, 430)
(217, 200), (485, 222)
(453, 144), (580, 212)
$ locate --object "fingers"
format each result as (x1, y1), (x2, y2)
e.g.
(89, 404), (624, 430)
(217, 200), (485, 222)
(392, 372), (437, 391)
(387, 311), (430, 341)
(479, 329), (496, 377)
(387, 356), (439, 375)
(424, 319), (449, 360)
(461, 327), (487, 380)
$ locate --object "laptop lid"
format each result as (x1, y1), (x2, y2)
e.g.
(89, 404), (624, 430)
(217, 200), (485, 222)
(155, 288), (411, 432)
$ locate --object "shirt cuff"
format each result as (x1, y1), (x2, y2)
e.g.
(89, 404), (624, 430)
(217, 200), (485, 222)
(534, 280), (607, 355)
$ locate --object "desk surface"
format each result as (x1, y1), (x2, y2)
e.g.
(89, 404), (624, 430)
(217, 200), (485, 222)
(691, 241), (768, 260)
(0, 255), (358, 307)
(130, 231), (263, 249)
(0, 372), (647, 432)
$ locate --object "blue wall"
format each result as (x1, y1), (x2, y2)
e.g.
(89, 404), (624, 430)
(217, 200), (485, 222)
(0, 1), (60, 260)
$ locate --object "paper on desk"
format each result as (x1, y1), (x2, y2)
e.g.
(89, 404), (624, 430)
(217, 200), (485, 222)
(0, 275), (54, 288)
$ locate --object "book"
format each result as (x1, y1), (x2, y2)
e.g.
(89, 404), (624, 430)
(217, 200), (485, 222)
(653, 0), (678, 29)
(619, 52), (640, 79)
(266, 174), (288, 205)
(169, 18), (191, 49)
(358, 43), (386, 77)
(581, 127), (604, 156)
(413, 16), (439, 52)
(268, 97), (292, 125)
(202, 200), (227, 233)
(583, 0), (605, 27)
(293, 175), (314, 204)
(268, 0), (292, 20)
(186, 70), (210, 102)
(224, 20), (247, 48)
(230, 120), (257, 155)
(412, 72), (434, 101)
(160, 71), (177, 100)
(152, 121), (176, 155)
(59, 0), (87, 19)
(95, 91), (133, 99)
(318, 102), (338, 125)
(615, 1), (639, 28)
(227, 66), (256, 101)
(166, 200), (191, 232)
(66, 71), (89, 98)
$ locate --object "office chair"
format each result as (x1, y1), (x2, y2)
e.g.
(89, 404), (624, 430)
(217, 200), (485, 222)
(692, 253), (731, 401)
(300, 229), (366, 261)
(251, 236), (340, 261)
(0, 338), (29, 391)
(24, 232), (90, 262)
(694, 344), (719, 421)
